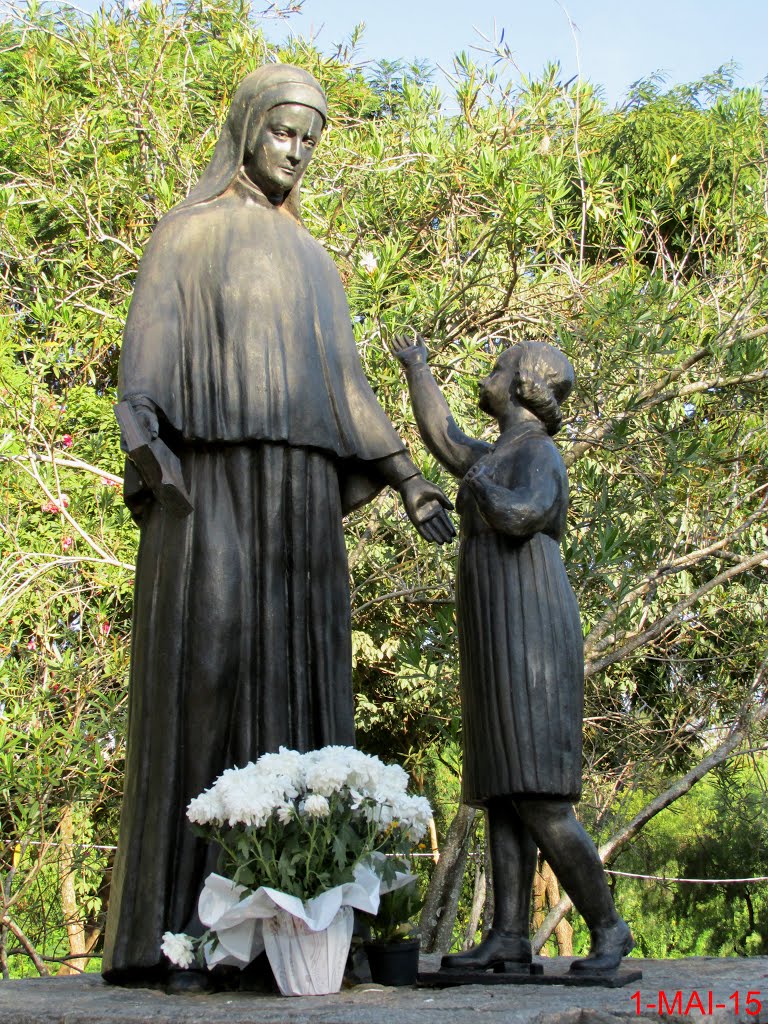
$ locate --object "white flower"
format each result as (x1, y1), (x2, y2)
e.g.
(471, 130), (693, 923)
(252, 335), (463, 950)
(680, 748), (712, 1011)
(363, 786), (432, 839)
(345, 749), (386, 792)
(190, 760), (292, 827)
(380, 762), (409, 792)
(187, 787), (224, 825)
(302, 793), (330, 818)
(276, 802), (295, 824)
(186, 746), (430, 849)
(220, 774), (274, 827)
(257, 748), (304, 791)
(161, 932), (195, 968)
(304, 747), (356, 796)
(402, 794), (432, 841)
(359, 251), (377, 275)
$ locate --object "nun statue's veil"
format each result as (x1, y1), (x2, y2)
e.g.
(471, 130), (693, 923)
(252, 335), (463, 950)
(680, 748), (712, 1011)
(179, 63), (327, 221)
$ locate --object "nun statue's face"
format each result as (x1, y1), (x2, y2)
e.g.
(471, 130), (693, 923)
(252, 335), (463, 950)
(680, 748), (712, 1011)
(244, 102), (323, 199)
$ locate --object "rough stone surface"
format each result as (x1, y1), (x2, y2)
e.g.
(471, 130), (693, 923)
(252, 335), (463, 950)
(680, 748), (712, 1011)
(1, 956), (766, 1024)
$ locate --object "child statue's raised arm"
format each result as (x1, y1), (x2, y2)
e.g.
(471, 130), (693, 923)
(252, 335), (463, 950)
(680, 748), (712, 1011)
(390, 334), (489, 479)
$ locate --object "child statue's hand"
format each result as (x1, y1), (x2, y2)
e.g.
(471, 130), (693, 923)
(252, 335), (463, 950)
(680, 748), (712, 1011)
(390, 332), (429, 367)
(463, 461), (490, 491)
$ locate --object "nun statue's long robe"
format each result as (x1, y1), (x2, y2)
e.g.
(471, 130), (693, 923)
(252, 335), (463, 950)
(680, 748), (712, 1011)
(102, 174), (406, 979)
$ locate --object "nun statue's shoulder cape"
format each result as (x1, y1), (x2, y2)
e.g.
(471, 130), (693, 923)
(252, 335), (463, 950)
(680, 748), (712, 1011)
(118, 64), (404, 513)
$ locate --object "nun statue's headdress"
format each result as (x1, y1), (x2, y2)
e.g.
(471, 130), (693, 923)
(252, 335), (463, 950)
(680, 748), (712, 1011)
(180, 64), (327, 221)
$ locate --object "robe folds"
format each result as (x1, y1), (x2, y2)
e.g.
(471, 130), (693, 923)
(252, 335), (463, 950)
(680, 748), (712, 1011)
(103, 179), (405, 980)
(454, 430), (584, 808)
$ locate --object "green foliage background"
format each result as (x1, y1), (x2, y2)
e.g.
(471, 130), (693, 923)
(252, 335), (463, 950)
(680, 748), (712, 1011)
(0, 0), (766, 974)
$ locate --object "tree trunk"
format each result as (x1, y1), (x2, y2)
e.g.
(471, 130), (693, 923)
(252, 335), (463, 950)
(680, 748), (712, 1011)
(532, 683), (768, 952)
(480, 827), (494, 935)
(463, 857), (486, 949)
(57, 806), (88, 976)
(428, 817), (440, 863)
(532, 861), (572, 955)
(420, 804), (477, 953)
(532, 860), (547, 948)
(545, 862), (573, 955)
(0, 919), (9, 980)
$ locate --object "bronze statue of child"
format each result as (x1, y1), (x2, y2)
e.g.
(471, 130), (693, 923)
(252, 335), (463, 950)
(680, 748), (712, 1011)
(392, 334), (633, 973)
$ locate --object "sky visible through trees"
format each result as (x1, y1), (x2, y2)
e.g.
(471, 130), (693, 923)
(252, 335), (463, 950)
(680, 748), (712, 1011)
(67, 0), (768, 106)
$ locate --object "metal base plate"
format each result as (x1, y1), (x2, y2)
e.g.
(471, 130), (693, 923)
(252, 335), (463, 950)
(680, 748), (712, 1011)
(417, 965), (643, 989)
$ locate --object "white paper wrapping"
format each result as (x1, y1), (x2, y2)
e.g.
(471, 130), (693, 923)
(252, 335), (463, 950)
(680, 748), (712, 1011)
(198, 857), (414, 969)
(263, 905), (353, 995)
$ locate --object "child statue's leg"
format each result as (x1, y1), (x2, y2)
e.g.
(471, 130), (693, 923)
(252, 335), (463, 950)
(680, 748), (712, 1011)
(515, 798), (633, 972)
(441, 798), (536, 970)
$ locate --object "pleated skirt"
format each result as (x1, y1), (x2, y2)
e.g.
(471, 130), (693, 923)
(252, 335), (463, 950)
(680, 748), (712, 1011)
(103, 443), (354, 980)
(457, 531), (584, 806)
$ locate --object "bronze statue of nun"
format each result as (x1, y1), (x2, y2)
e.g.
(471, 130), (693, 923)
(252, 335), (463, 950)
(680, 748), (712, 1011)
(103, 65), (453, 987)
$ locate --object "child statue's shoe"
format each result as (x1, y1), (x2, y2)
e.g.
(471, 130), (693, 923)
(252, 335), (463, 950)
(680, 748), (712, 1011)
(441, 929), (532, 971)
(569, 919), (634, 973)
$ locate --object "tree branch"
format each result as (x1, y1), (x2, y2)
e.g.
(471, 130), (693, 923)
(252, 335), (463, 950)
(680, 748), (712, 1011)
(565, 322), (768, 468)
(584, 548), (768, 677)
(532, 659), (768, 951)
(2, 452), (123, 486)
(1, 916), (50, 977)
(584, 494), (767, 657)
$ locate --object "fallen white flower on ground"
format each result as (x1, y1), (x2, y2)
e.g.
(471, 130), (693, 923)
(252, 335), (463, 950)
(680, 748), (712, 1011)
(161, 931), (195, 968)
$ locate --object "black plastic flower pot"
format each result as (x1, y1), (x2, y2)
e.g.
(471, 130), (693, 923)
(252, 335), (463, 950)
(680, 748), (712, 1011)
(364, 938), (420, 986)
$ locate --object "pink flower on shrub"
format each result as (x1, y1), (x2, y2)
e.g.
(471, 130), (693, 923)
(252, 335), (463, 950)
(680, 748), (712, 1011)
(100, 621), (111, 636)
(26, 637), (37, 651)
(60, 435), (73, 448)
(41, 494), (69, 514)
(61, 536), (74, 552)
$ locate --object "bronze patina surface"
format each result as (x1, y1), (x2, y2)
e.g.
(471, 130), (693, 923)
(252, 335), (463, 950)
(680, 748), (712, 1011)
(105, 66), (454, 987)
(394, 336), (632, 976)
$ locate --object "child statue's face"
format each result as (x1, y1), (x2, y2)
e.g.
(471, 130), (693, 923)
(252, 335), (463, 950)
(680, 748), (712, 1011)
(478, 348), (520, 417)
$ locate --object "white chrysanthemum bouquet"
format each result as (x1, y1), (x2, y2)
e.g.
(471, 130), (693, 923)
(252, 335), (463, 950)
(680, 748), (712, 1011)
(162, 746), (432, 986)
(186, 745), (432, 898)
